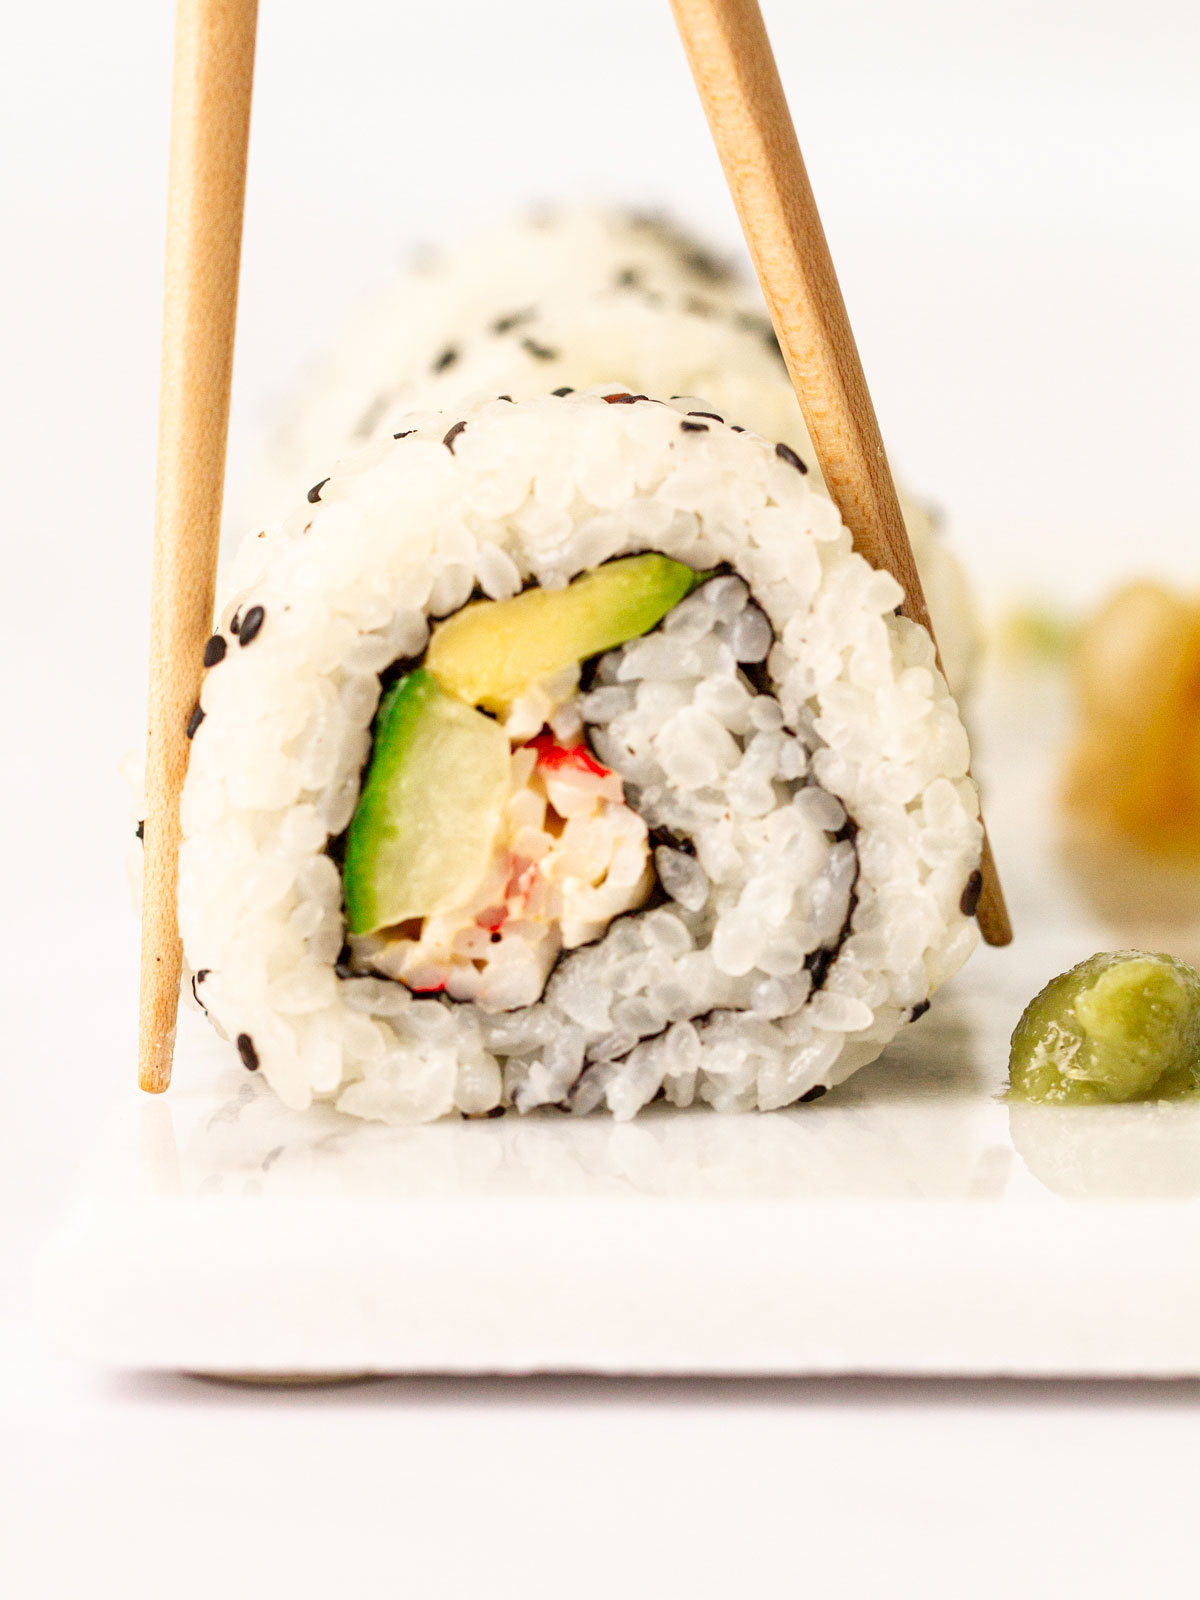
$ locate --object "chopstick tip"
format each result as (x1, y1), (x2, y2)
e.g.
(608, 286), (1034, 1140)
(138, 1021), (177, 1095)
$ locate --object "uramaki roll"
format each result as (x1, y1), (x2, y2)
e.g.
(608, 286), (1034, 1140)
(181, 389), (982, 1122)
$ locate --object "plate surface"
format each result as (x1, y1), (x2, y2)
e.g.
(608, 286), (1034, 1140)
(41, 670), (1200, 1375)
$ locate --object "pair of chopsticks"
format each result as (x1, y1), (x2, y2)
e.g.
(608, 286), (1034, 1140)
(139, 0), (1011, 1093)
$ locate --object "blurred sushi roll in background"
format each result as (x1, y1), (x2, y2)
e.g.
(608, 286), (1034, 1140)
(181, 390), (982, 1123)
(243, 206), (981, 701)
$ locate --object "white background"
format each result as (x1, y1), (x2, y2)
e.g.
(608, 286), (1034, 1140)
(2, 2), (1199, 1595)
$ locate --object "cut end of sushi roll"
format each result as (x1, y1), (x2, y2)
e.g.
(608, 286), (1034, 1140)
(182, 389), (982, 1123)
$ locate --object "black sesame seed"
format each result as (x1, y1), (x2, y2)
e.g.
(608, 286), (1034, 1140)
(497, 394), (513, 402)
(443, 419), (467, 453)
(521, 336), (558, 361)
(238, 605), (265, 646)
(775, 442), (808, 474)
(433, 345), (458, 372)
(190, 969), (209, 1009)
(910, 999), (931, 1022)
(491, 307), (534, 334)
(960, 869), (984, 918)
(393, 429), (416, 440)
(307, 477), (329, 504)
(236, 1033), (260, 1072)
(229, 609), (241, 635)
(485, 1104), (506, 1118)
(552, 386), (575, 397)
(730, 426), (745, 433)
(682, 245), (730, 282)
(202, 634), (226, 668)
(186, 704), (204, 739)
(195, 968), (210, 984)
(798, 1084), (828, 1103)
(135, 819), (144, 840)
(687, 411), (724, 422)
(680, 420), (709, 433)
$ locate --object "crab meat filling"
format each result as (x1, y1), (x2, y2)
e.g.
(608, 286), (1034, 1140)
(350, 732), (654, 1010)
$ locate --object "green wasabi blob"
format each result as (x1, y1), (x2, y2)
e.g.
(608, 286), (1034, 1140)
(1008, 950), (1200, 1104)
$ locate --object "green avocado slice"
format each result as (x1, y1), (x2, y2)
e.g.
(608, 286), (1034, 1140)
(342, 669), (510, 936)
(425, 553), (703, 712)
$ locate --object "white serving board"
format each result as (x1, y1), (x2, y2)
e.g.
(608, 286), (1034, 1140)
(40, 669), (1200, 1376)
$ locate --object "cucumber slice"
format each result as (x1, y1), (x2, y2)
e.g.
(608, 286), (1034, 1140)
(342, 670), (510, 936)
(425, 553), (702, 712)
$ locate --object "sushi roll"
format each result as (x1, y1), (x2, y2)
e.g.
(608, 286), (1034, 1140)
(244, 205), (980, 698)
(182, 389), (982, 1123)
(246, 206), (755, 530)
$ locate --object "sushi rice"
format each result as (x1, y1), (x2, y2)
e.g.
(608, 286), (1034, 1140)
(180, 388), (982, 1123)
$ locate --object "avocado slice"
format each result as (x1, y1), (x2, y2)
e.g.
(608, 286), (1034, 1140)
(342, 669), (510, 936)
(425, 553), (702, 713)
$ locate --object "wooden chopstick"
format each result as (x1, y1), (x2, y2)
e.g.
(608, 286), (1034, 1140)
(139, 0), (259, 1093)
(669, 0), (1012, 947)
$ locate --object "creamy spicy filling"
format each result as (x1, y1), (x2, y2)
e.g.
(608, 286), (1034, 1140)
(339, 555), (702, 1010)
(349, 722), (655, 1010)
